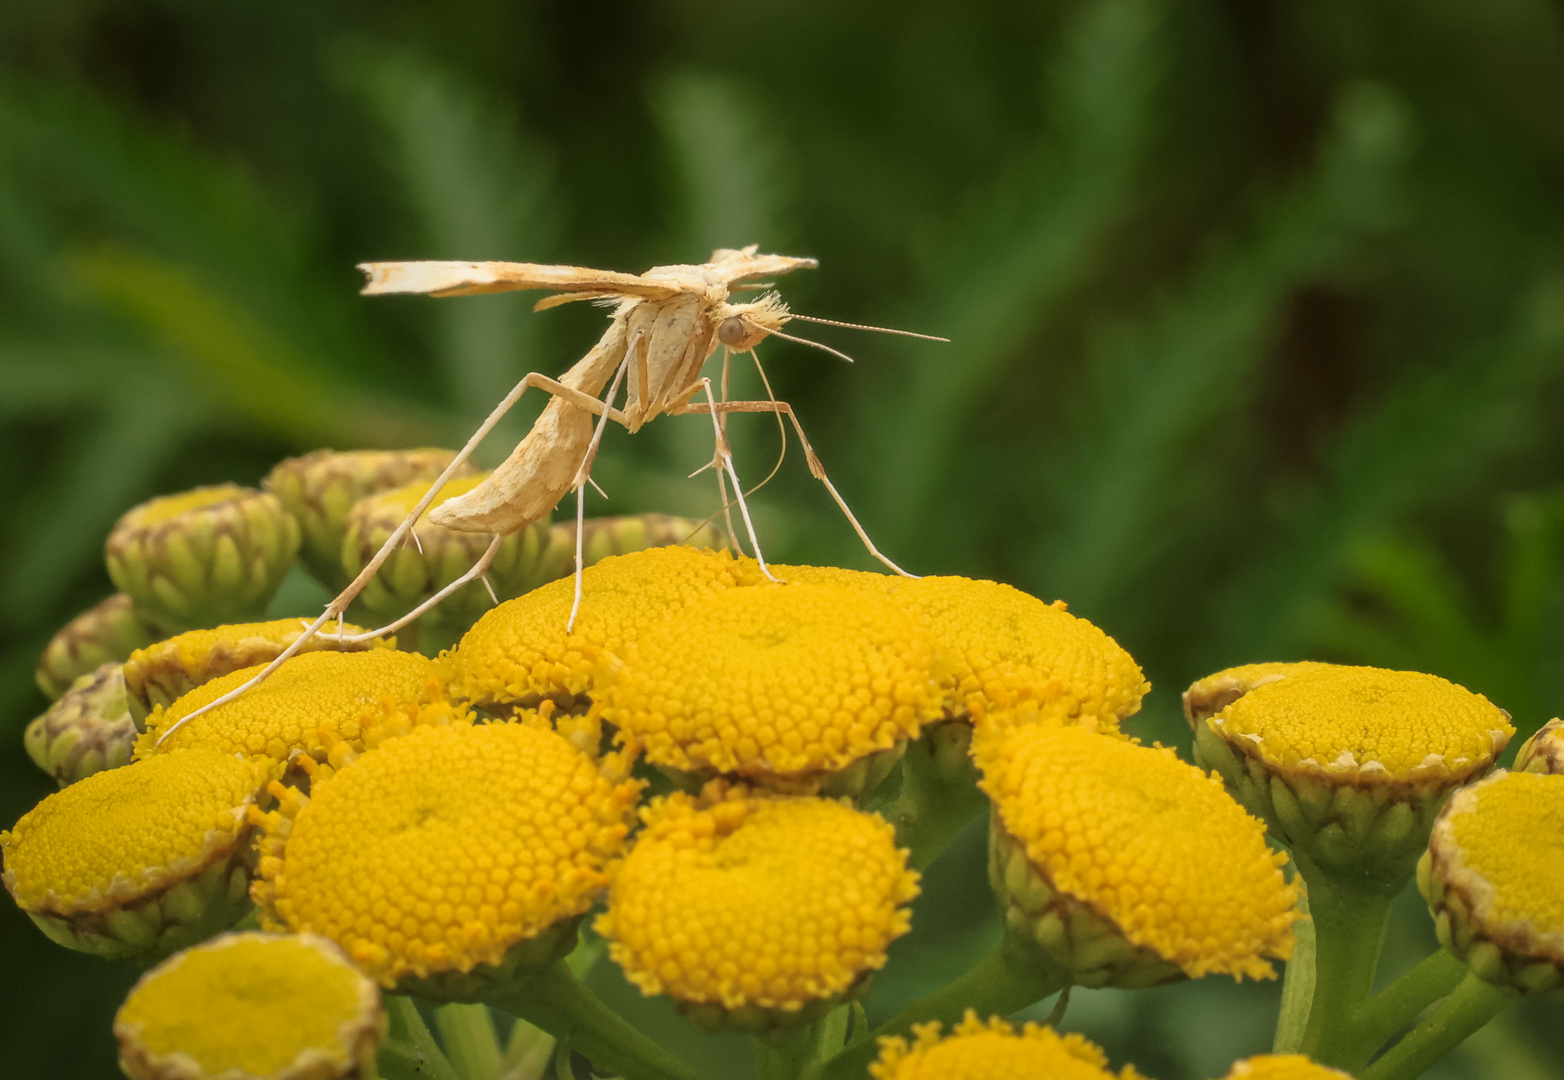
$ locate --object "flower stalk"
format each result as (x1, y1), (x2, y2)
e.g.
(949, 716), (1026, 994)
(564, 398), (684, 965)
(1357, 973), (1515, 1080)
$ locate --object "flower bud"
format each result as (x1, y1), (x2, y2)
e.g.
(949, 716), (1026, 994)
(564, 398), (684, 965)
(2, 749), (276, 961)
(1514, 717), (1564, 775)
(36, 594), (156, 700)
(341, 473), (549, 637)
(105, 486), (301, 634)
(122, 619), (391, 725)
(532, 513), (725, 584)
(1190, 663), (1512, 888)
(1419, 769), (1564, 993)
(264, 447), (474, 589)
(25, 662), (137, 786)
(115, 932), (384, 1080)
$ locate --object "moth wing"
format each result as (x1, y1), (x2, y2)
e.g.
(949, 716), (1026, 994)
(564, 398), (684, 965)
(705, 250), (819, 285)
(357, 261), (682, 299)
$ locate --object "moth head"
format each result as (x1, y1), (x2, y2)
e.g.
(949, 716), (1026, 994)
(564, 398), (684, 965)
(715, 293), (791, 352)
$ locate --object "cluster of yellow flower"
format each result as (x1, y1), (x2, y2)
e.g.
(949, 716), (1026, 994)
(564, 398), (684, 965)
(5, 448), (1562, 1080)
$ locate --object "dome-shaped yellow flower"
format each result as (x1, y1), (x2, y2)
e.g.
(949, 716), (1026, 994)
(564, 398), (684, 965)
(1216, 1055), (1352, 1080)
(448, 545), (752, 713)
(123, 618), (390, 723)
(1182, 662), (1329, 727)
(887, 576), (1148, 732)
(976, 722), (1298, 983)
(137, 649), (441, 763)
(114, 932), (383, 1080)
(603, 583), (941, 788)
(251, 721), (639, 996)
(1421, 769), (1564, 992)
(597, 783), (918, 1032)
(870, 1011), (1146, 1080)
(2, 748), (274, 959)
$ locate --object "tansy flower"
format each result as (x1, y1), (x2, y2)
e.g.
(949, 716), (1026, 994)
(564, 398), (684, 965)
(343, 472), (550, 634)
(448, 545), (753, 714)
(1515, 717), (1564, 775)
(1182, 662), (1329, 727)
(114, 932), (383, 1080)
(25, 661), (137, 786)
(870, 1011), (1147, 1080)
(250, 720), (639, 1000)
(975, 722), (1298, 985)
(122, 618), (392, 724)
(601, 583), (942, 794)
(597, 782), (919, 1036)
(1193, 664), (1514, 885)
(887, 576), (1148, 733)
(264, 446), (474, 590)
(1420, 769), (1564, 993)
(35, 593), (155, 700)
(137, 649), (441, 764)
(1217, 1055), (1352, 1080)
(105, 484), (301, 634)
(1, 748), (275, 960)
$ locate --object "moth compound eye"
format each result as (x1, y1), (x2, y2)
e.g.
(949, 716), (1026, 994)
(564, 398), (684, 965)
(717, 316), (749, 346)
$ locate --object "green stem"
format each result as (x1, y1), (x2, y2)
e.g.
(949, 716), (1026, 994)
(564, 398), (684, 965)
(1273, 884), (1315, 1053)
(1349, 949), (1470, 1064)
(814, 943), (1064, 1080)
(380, 996), (460, 1080)
(1296, 861), (1397, 1069)
(1358, 973), (1515, 1080)
(434, 1002), (502, 1080)
(501, 1017), (555, 1080)
(490, 961), (705, 1080)
(867, 735), (988, 871)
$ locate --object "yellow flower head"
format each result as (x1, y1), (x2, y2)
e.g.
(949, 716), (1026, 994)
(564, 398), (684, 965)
(122, 618), (390, 722)
(597, 783), (919, 1018)
(976, 723), (1298, 980)
(871, 1011), (1146, 1080)
(603, 583), (942, 784)
(251, 721), (639, 991)
(448, 545), (751, 713)
(137, 649), (441, 763)
(1182, 662), (1329, 727)
(888, 576), (1148, 732)
(1422, 769), (1564, 991)
(1217, 1055), (1353, 1080)
(115, 932), (383, 1080)
(2, 749), (274, 959)
(1208, 665), (1513, 786)
(1515, 717), (1564, 775)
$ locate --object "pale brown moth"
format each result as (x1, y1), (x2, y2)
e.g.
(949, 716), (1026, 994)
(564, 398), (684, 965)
(157, 245), (945, 744)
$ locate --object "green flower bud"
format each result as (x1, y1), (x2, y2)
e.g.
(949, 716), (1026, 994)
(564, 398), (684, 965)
(1189, 664), (1512, 890)
(1420, 769), (1564, 993)
(533, 513), (725, 584)
(105, 486), (301, 634)
(341, 473), (549, 638)
(24, 662), (138, 786)
(264, 448), (474, 589)
(1514, 717), (1564, 775)
(35, 594), (156, 700)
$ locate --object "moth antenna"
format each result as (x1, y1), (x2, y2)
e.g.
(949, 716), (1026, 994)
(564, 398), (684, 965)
(765, 327), (858, 364)
(788, 313), (950, 343)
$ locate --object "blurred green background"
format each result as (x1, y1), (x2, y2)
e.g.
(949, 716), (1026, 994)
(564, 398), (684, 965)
(4, 1), (1564, 1077)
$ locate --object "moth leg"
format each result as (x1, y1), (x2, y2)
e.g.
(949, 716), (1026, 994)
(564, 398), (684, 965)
(335, 535), (507, 643)
(155, 370), (628, 746)
(566, 348), (635, 632)
(672, 397), (919, 579)
(694, 378), (781, 583)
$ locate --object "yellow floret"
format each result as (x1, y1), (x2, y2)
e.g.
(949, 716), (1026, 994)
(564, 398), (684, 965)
(767, 562), (898, 591)
(602, 583), (942, 779)
(122, 618), (389, 719)
(115, 932), (382, 1080)
(449, 545), (751, 712)
(1436, 770), (1564, 956)
(2, 749), (269, 914)
(976, 723), (1298, 979)
(871, 1011), (1146, 1080)
(252, 722), (639, 988)
(137, 649), (441, 763)
(598, 784), (919, 1011)
(1210, 665), (1513, 783)
(1182, 662), (1329, 727)
(1218, 1055), (1353, 1080)
(887, 576), (1148, 732)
